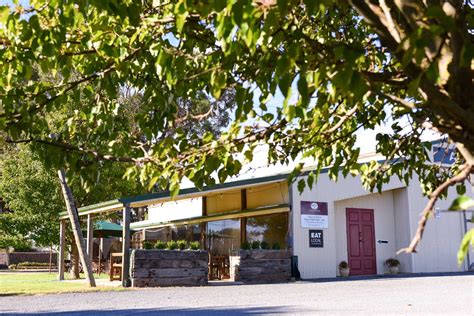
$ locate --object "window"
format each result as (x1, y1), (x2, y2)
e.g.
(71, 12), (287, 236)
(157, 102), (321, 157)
(246, 213), (288, 249)
(206, 219), (240, 256)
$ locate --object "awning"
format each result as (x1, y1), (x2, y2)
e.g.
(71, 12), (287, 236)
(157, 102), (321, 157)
(83, 221), (136, 238)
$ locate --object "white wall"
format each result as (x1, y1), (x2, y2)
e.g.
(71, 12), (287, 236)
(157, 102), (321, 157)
(148, 198), (202, 222)
(292, 172), (405, 279)
(392, 188), (414, 273)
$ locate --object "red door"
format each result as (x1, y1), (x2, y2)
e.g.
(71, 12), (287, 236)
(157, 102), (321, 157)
(346, 208), (376, 275)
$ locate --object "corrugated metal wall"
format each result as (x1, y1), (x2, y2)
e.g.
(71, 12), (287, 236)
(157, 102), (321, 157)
(406, 175), (473, 273)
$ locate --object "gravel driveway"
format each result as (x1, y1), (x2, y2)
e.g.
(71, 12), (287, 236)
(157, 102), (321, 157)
(1, 274), (472, 315)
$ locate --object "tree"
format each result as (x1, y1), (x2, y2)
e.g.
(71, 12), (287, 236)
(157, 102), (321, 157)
(0, 146), (62, 250)
(0, 143), (146, 245)
(0, 1), (472, 261)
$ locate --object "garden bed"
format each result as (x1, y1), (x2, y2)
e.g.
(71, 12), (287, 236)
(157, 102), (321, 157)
(130, 249), (208, 287)
(0, 252), (57, 269)
(230, 249), (292, 284)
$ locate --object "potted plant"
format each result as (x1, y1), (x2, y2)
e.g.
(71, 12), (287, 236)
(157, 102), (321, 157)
(189, 241), (200, 250)
(166, 240), (178, 250)
(385, 258), (400, 274)
(154, 240), (166, 249)
(142, 240), (153, 250)
(339, 261), (350, 277)
(177, 240), (187, 250)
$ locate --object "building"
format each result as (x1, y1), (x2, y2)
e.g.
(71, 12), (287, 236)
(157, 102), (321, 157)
(60, 141), (473, 282)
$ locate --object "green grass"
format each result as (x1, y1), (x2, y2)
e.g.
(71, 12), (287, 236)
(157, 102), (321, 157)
(0, 272), (127, 296)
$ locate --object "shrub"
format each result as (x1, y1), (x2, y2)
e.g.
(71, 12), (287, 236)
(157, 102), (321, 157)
(166, 240), (178, 250)
(177, 240), (187, 250)
(260, 241), (269, 249)
(154, 240), (166, 250)
(189, 241), (200, 250)
(384, 258), (400, 267)
(241, 241), (251, 250)
(8, 264), (16, 269)
(17, 262), (49, 267)
(142, 240), (153, 250)
(271, 242), (281, 250)
(251, 240), (260, 250)
(339, 261), (349, 269)
(15, 262), (53, 269)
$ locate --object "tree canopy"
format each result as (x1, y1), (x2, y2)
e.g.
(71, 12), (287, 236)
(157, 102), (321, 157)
(0, 143), (148, 249)
(0, 1), (472, 258)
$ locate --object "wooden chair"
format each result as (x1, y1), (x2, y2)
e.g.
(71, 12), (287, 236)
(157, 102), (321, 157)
(208, 254), (221, 280)
(109, 252), (123, 281)
(209, 255), (228, 280)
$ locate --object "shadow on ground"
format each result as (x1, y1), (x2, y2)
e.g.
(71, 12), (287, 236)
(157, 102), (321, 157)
(305, 271), (473, 283)
(1, 306), (308, 316)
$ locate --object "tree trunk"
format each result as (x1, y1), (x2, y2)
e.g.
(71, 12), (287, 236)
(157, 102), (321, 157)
(70, 242), (80, 279)
(58, 169), (96, 287)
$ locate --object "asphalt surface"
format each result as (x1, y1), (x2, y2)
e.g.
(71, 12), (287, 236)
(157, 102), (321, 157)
(0, 274), (472, 315)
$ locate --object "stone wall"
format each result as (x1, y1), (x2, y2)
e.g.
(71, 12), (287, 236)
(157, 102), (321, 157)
(130, 249), (208, 287)
(230, 250), (292, 284)
(0, 252), (57, 269)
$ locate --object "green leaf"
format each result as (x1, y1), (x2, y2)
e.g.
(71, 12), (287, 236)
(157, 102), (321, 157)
(307, 172), (315, 189)
(297, 179), (305, 194)
(0, 6), (9, 24)
(456, 184), (466, 195)
(457, 229), (474, 265)
(449, 195), (474, 211)
(148, 176), (159, 191)
(175, 2), (188, 32)
(170, 181), (180, 197)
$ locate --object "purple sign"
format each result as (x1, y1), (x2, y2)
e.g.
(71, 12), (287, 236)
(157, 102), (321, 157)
(301, 201), (329, 228)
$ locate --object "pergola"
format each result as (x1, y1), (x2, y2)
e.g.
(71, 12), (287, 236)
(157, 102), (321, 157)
(57, 172), (290, 287)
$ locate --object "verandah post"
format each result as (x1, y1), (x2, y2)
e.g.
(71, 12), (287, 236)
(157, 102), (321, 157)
(122, 203), (131, 287)
(58, 219), (66, 280)
(87, 214), (94, 263)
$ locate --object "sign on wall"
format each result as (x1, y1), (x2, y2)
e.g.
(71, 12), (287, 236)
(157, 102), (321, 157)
(309, 230), (324, 248)
(433, 146), (456, 165)
(301, 201), (329, 229)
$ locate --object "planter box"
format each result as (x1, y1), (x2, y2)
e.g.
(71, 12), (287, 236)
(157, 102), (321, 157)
(230, 250), (291, 284)
(130, 249), (208, 287)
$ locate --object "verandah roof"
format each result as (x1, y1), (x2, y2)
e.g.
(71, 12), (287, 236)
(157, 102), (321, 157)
(59, 172), (290, 220)
(59, 153), (391, 221)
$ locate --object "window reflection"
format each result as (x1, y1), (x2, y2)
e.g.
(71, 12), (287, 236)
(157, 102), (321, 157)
(206, 219), (240, 256)
(144, 224), (200, 243)
(246, 213), (288, 249)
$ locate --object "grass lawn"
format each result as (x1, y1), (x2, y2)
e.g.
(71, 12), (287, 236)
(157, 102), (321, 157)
(0, 272), (127, 296)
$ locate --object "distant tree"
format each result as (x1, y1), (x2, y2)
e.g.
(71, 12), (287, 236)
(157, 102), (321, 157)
(0, 144), (147, 250)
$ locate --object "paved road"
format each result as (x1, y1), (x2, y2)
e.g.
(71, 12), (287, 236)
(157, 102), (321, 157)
(0, 274), (472, 315)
